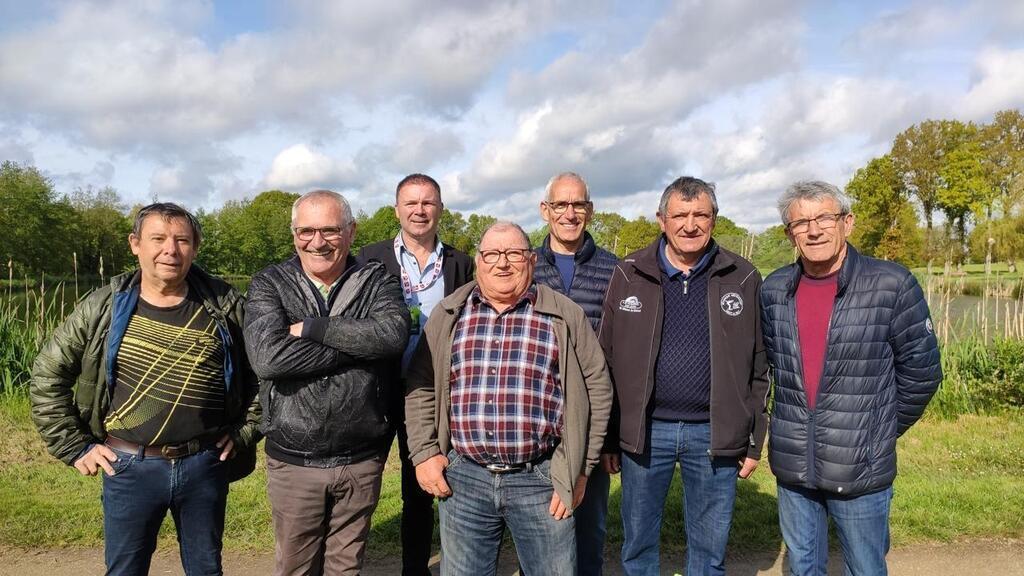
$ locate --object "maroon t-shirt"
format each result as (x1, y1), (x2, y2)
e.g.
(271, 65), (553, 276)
(795, 272), (839, 410)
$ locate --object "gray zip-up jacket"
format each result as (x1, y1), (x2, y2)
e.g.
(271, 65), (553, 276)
(244, 256), (410, 466)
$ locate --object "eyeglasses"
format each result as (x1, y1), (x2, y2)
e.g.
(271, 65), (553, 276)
(544, 201), (592, 215)
(478, 249), (532, 264)
(785, 213), (847, 234)
(293, 226), (345, 241)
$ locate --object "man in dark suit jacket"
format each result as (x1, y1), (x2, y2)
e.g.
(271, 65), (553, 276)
(357, 173), (473, 576)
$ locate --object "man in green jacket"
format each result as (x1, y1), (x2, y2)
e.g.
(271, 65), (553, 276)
(405, 221), (613, 576)
(31, 203), (261, 576)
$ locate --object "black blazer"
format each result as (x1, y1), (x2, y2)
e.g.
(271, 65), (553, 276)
(356, 238), (474, 297)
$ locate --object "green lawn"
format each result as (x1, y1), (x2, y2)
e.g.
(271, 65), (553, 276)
(1, 396), (1021, 556)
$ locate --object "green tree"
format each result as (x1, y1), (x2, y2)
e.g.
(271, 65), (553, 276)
(846, 154), (921, 263)
(353, 206), (400, 251)
(528, 225), (549, 249)
(197, 190), (298, 275)
(615, 216), (660, 257)
(979, 109), (1024, 219)
(589, 212), (627, 254)
(711, 214), (750, 256)
(938, 141), (987, 261)
(67, 186), (132, 275)
(891, 119), (974, 258)
(438, 209), (469, 253)
(0, 161), (75, 275)
(751, 225), (794, 272)
(464, 214), (498, 254)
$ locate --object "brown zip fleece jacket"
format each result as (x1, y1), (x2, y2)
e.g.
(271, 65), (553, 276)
(404, 281), (613, 510)
(598, 239), (769, 459)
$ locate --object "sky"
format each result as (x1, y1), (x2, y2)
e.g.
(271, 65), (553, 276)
(2, 0), (1023, 232)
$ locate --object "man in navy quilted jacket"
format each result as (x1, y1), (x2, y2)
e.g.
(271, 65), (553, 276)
(761, 181), (942, 576)
(532, 172), (617, 575)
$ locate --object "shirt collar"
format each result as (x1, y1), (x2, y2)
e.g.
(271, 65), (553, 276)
(396, 232), (444, 259)
(658, 236), (716, 279)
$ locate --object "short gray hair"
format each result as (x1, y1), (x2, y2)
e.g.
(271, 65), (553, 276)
(132, 203), (202, 248)
(658, 176), (718, 216)
(477, 221), (532, 250)
(291, 189), (354, 227)
(544, 172), (590, 202)
(777, 181), (852, 224)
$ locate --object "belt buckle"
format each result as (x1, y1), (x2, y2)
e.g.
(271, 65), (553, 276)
(160, 443), (188, 459)
(485, 462), (523, 474)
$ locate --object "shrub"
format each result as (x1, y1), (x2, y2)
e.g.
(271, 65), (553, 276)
(932, 338), (1024, 417)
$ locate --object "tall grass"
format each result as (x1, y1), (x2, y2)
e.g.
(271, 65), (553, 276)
(924, 272), (1024, 416)
(1, 263), (1022, 417)
(0, 258), (85, 396)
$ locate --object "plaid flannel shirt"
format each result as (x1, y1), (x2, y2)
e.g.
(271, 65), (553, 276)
(449, 285), (563, 465)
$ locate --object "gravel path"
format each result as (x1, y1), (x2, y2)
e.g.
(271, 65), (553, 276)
(2, 539), (1022, 575)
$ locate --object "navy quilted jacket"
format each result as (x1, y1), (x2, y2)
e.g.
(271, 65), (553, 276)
(760, 245), (942, 496)
(534, 232), (617, 330)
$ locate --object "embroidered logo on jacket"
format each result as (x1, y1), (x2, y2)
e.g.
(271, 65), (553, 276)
(720, 292), (743, 316)
(619, 296), (643, 313)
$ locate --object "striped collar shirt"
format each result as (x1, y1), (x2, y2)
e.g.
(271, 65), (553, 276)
(449, 285), (563, 465)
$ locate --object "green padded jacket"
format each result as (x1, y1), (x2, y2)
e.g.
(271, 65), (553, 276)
(30, 266), (261, 481)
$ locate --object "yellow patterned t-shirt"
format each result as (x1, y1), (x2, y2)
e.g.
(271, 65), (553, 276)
(104, 290), (225, 445)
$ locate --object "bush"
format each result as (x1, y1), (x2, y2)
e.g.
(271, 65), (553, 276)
(932, 338), (1024, 417)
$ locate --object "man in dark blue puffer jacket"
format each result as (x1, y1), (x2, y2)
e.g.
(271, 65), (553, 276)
(761, 180), (942, 576)
(533, 172), (617, 575)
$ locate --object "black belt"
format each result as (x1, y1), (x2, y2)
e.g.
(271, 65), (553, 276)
(473, 451), (552, 474)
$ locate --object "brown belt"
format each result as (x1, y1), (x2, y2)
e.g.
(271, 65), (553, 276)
(104, 435), (217, 459)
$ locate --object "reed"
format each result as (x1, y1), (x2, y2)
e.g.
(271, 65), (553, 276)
(0, 263), (1021, 416)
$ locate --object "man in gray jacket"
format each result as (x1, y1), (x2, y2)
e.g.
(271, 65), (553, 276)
(405, 221), (612, 576)
(244, 189), (410, 575)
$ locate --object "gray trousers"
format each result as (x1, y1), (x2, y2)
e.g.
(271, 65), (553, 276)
(267, 455), (385, 576)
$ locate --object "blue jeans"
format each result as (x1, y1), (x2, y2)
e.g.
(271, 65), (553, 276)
(575, 466), (610, 575)
(438, 450), (575, 576)
(102, 446), (229, 576)
(620, 420), (738, 576)
(777, 483), (893, 576)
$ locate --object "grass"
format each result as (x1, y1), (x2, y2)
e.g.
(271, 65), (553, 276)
(2, 396), (1021, 556)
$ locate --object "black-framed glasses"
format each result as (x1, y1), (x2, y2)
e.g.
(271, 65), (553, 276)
(293, 226), (344, 241)
(479, 249), (532, 264)
(786, 212), (847, 234)
(544, 201), (593, 215)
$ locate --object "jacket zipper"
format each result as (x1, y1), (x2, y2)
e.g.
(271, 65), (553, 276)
(705, 274), (714, 460)
(635, 290), (662, 450)
(788, 296), (814, 486)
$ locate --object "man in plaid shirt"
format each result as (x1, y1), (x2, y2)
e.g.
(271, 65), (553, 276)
(404, 221), (613, 576)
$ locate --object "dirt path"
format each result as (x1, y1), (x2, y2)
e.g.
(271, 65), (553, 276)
(2, 540), (1021, 575)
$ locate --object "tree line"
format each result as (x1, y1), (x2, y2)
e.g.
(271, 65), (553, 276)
(3, 109), (1022, 279)
(0, 160), (794, 278)
(847, 109), (1024, 267)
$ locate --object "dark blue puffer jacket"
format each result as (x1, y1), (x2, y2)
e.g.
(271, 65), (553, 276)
(534, 232), (617, 330)
(761, 245), (941, 497)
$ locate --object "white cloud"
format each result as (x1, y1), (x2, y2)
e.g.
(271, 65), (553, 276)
(263, 144), (360, 192)
(456, 0), (805, 208)
(52, 160), (116, 192)
(843, 3), (959, 56)
(961, 48), (1024, 119)
(0, 124), (34, 165)
(149, 149), (243, 206)
(0, 0), (580, 155)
